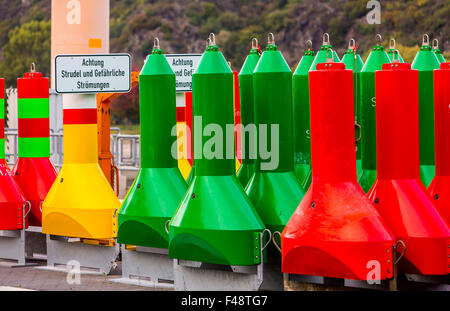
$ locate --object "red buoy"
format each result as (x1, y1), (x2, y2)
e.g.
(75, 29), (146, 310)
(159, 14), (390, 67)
(282, 61), (395, 281)
(0, 78), (28, 230)
(185, 91), (193, 167)
(429, 62), (450, 226)
(369, 62), (450, 275)
(13, 70), (57, 226)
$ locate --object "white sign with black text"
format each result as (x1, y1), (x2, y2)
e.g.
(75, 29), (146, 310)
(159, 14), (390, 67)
(55, 54), (131, 94)
(165, 54), (202, 92)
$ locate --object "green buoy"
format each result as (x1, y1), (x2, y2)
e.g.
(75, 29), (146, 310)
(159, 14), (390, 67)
(169, 34), (265, 266)
(292, 40), (315, 189)
(246, 33), (305, 248)
(412, 34), (441, 186)
(341, 38), (364, 176)
(118, 38), (188, 248)
(236, 38), (261, 188)
(358, 34), (390, 192)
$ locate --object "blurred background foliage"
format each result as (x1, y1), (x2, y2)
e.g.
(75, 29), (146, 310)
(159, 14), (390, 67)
(0, 0), (448, 124)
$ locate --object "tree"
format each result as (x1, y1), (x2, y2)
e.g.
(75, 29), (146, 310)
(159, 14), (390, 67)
(0, 20), (50, 88)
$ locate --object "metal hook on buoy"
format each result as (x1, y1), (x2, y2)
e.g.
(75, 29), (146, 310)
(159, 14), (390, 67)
(389, 38), (396, 50)
(392, 49), (401, 64)
(432, 38), (439, 49)
(326, 48), (334, 63)
(272, 231), (282, 253)
(113, 208), (118, 219)
(30, 63), (36, 73)
(305, 40), (312, 51)
(376, 34), (382, 44)
(323, 33), (330, 45)
(348, 38), (356, 50)
(252, 38), (258, 50)
(261, 229), (272, 251)
(153, 37), (160, 49)
(394, 240), (406, 265)
(209, 33), (216, 46)
(23, 201), (32, 218)
(268, 32), (275, 45)
(422, 34), (429, 46)
(355, 123), (362, 142)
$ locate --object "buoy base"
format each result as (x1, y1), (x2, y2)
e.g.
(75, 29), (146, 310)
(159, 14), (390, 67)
(420, 164), (435, 187)
(369, 178), (450, 275)
(0, 226), (45, 266)
(282, 181), (395, 281)
(42, 163), (120, 239)
(173, 260), (283, 291)
(0, 230), (26, 265)
(246, 171), (305, 235)
(358, 168), (377, 193)
(173, 259), (263, 291)
(45, 235), (119, 275)
(0, 161), (27, 230)
(285, 273), (400, 291)
(13, 157), (57, 226)
(25, 226), (47, 260)
(294, 163), (312, 189)
(115, 246), (174, 288)
(118, 167), (187, 249)
(169, 175), (265, 266)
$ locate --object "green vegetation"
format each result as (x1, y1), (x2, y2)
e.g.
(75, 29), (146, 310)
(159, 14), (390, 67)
(0, 0), (447, 124)
(0, 20), (50, 87)
(117, 124), (140, 135)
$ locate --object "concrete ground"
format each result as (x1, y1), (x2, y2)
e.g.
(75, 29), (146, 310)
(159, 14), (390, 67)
(0, 260), (171, 291)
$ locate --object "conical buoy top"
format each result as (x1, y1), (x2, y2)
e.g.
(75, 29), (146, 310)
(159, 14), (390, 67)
(432, 39), (446, 63)
(387, 38), (405, 63)
(309, 33), (340, 71)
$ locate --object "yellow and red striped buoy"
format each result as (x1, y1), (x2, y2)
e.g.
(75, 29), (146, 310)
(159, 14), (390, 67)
(42, 94), (120, 239)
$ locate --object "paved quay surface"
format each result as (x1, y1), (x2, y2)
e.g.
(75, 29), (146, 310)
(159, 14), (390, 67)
(0, 260), (172, 291)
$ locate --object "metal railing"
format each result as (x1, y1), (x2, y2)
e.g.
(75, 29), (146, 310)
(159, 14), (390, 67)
(110, 127), (140, 171)
(5, 127), (141, 172)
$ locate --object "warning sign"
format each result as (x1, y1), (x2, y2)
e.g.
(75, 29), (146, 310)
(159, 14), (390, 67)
(165, 54), (202, 92)
(55, 53), (131, 93)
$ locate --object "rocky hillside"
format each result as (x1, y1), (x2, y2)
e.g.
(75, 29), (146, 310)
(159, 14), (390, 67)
(0, 0), (448, 122)
(109, 0), (449, 69)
